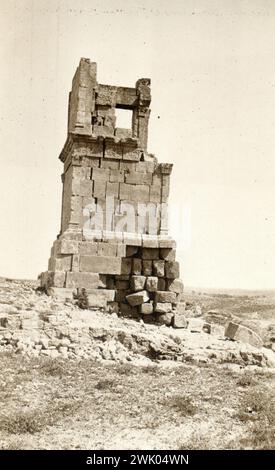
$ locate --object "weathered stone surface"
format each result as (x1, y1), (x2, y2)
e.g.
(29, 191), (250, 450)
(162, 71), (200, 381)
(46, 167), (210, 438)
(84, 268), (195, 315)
(86, 289), (116, 308)
(132, 258), (142, 275)
(160, 248), (176, 261)
(173, 313), (188, 329)
(187, 318), (205, 333)
(121, 258), (132, 275)
(142, 260), (152, 276)
(167, 278), (184, 294)
(140, 302), (154, 315)
(60, 239), (79, 255)
(47, 287), (75, 300)
(40, 59), (183, 320)
(126, 246), (139, 257)
(165, 261), (180, 279)
(153, 260), (165, 277)
(145, 276), (158, 292)
(130, 275), (146, 291)
(155, 291), (177, 304)
(126, 290), (149, 307)
(66, 272), (99, 289)
(156, 312), (173, 326)
(141, 248), (159, 260)
(225, 322), (263, 348)
(154, 302), (172, 314)
(79, 256), (121, 274)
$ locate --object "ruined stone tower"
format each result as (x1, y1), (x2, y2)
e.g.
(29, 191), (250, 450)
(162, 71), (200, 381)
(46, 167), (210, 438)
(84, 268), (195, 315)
(40, 58), (183, 325)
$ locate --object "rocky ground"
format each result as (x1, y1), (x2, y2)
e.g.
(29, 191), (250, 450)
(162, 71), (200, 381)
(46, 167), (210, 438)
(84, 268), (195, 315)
(0, 277), (274, 449)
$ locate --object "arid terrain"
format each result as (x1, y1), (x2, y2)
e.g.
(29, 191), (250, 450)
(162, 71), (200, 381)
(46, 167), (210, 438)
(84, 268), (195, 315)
(0, 278), (274, 450)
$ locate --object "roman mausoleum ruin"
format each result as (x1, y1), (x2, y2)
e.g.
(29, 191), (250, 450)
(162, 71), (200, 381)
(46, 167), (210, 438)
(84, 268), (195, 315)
(40, 58), (183, 325)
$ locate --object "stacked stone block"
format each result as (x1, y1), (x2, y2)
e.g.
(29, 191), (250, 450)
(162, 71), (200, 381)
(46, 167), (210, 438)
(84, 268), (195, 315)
(39, 58), (183, 325)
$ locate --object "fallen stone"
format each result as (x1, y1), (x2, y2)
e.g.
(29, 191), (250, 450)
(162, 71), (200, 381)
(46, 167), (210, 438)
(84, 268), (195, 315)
(156, 312), (174, 326)
(173, 313), (188, 329)
(225, 322), (263, 348)
(187, 318), (205, 333)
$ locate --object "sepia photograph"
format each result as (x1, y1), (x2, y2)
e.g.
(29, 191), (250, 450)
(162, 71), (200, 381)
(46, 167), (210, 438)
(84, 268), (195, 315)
(0, 0), (274, 463)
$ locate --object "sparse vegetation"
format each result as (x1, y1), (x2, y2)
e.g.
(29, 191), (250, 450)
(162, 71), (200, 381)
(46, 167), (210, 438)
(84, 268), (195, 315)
(169, 395), (197, 416)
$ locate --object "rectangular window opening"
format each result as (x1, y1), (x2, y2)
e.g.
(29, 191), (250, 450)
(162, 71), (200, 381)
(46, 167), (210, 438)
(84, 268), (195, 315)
(115, 108), (133, 129)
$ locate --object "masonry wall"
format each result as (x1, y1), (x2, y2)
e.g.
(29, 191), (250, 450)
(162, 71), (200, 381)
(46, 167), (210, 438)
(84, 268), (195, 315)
(40, 58), (183, 326)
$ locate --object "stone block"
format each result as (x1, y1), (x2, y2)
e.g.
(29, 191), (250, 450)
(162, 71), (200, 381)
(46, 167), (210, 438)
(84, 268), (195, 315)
(187, 318), (205, 333)
(142, 260), (152, 276)
(209, 324), (225, 337)
(105, 141), (123, 159)
(119, 183), (132, 200)
(132, 185), (150, 203)
(154, 302), (172, 314)
(145, 276), (158, 292)
(93, 180), (106, 198)
(106, 181), (119, 197)
(47, 287), (75, 300)
(167, 278), (184, 294)
(65, 272), (99, 289)
(136, 161), (155, 173)
(224, 322), (263, 348)
(100, 160), (120, 170)
(121, 258), (132, 275)
(142, 236), (159, 248)
(130, 275), (146, 291)
(125, 171), (152, 185)
(153, 260), (165, 277)
(120, 303), (139, 317)
(122, 146), (140, 161)
(45, 271), (66, 288)
(140, 302), (154, 315)
(79, 242), (98, 255)
(60, 239), (79, 255)
(126, 290), (149, 306)
(160, 248), (176, 261)
(173, 314), (188, 329)
(132, 258), (142, 275)
(110, 169), (125, 183)
(156, 312), (174, 326)
(123, 233), (142, 246)
(149, 185), (161, 203)
(159, 238), (176, 249)
(157, 278), (166, 290)
(86, 289), (116, 308)
(165, 261), (180, 279)
(116, 243), (126, 257)
(97, 242), (117, 257)
(141, 248), (159, 260)
(79, 256), (121, 274)
(78, 180), (94, 197)
(155, 291), (177, 303)
(52, 255), (72, 271)
(71, 254), (80, 272)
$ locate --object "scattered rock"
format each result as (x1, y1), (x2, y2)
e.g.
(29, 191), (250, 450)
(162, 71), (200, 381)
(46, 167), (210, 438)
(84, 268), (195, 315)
(224, 321), (263, 348)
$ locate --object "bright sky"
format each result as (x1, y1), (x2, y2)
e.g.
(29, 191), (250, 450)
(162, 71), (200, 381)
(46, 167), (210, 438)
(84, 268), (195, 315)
(1, 0), (275, 289)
